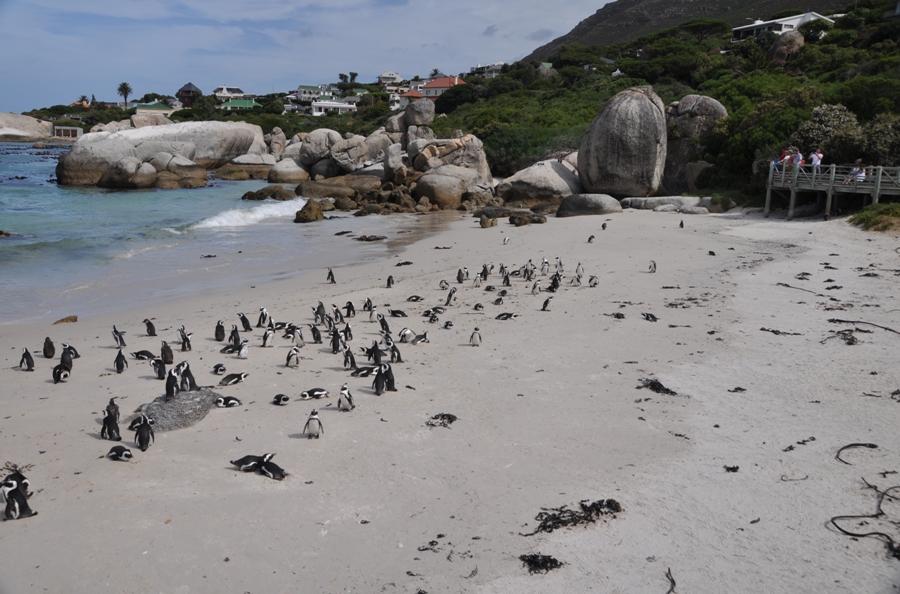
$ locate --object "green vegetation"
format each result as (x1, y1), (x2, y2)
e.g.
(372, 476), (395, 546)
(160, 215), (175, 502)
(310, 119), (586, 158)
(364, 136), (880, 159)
(848, 202), (900, 230)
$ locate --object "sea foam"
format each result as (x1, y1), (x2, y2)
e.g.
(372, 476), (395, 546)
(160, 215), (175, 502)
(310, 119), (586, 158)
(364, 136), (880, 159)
(191, 197), (307, 230)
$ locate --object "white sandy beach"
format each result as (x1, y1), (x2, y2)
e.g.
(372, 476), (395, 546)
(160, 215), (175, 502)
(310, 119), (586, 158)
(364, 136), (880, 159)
(1, 209), (899, 593)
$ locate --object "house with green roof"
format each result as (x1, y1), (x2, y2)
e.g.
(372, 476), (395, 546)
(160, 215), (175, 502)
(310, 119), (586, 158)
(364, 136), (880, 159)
(297, 85), (322, 102)
(133, 101), (179, 117)
(218, 99), (262, 111)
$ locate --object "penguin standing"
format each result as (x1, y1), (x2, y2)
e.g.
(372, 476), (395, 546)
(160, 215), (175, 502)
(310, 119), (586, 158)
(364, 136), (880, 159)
(588, 235), (595, 243)
(540, 258), (550, 275)
(327, 268), (336, 284)
(531, 280), (541, 295)
(60, 346), (74, 372)
(303, 409), (323, 439)
(542, 296), (553, 311)
(445, 287), (457, 307)
(143, 319), (157, 337)
(381, 363), (397, 392)
(2, 479), (37, 520)
(503, 236), (510, 245)
(101, 409), (122, 441)
(150, 358), (166, 380)
(133, 416), (155, 452)
(649, 260), (657, 273)
(237, 340), (249, 360)
(372, 368), (386, 395)
(602, 222), (607, 231)
(576, 262), (584, 277)
(457, 268), (465, 284)
(111, 325), (126, 348)
(215, 320), (226, 342)
(262, 327), (275, 348)
(308, 324), (322, 344)
(331, 304), (345, 324)
(342, 323), (353, 342)
(286, 346), (301, 368)
(43, 337), (55, 359)
(165, 367), (180, 401)
(257, 307), (269, 328)
(52, 364), (69, 384)
(178, 325), (192, 351)
(386, 275), (394, 288)
(369, 305), (378, 322)
(19, 348), (34, 371)
(106, 397), (120, 421)
(229, 325), (241, 347)
(177, 361), (199, 391)
(679, 220), (684, 229)
(470, 327), (482, 347)
(378, 314), (391, 335)
(344, 301), (356, 318)
(114, 348), (128, 374)
(343, 345), (357, 370)
(160, 341), (174, 365)
(238, 313), (252, 332)
(338, 384), (355, 411)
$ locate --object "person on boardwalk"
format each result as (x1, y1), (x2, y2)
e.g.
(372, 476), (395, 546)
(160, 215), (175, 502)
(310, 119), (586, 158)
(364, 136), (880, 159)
(842, 159), (865, 185)
(811, 148), (823, 176)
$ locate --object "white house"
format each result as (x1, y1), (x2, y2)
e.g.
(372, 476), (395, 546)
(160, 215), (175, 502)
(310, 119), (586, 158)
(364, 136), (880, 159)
(212, 86), (246, 101)
(297, 85), (322, 101)
(378, 71), (403, 85)
(731, 12), (834, 42)
(419, 77), (466, 101)
(310, 100), (357, 116)
(469, 62), (505, 79)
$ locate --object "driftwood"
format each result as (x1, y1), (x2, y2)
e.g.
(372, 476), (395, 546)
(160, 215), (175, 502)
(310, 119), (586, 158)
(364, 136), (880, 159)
(828, 319), (900, 336)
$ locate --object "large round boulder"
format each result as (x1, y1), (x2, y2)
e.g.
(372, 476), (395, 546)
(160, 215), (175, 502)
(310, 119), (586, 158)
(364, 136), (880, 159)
(0, 112), (52, 140)
(299, 128), (342, 165)
(294, 199), (323, 223)
(413, 173), (467, 210)
(268, 127), (287, 156)
(768, 30), (805, 63)
(97, 158), (158, 189)
(556, 194), (623, 217)
(405, 98), (435, 126)
(496, 160), (583, 207)
(268, 158), (310, 183)
(578, 86), (667, 198)
(56, 134), (138, 185)
(663, 95), (727, 194)
(365, 130), (394, 160)
(330, 136), (368, 173)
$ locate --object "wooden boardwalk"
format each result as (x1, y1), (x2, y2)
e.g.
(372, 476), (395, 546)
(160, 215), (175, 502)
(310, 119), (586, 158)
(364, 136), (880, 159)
(764, 163), (900, 220)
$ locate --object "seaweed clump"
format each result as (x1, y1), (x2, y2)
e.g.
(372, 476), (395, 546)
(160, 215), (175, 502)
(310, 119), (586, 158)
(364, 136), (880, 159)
(519, 553), (564, 574)
(522, 499), (622, 536)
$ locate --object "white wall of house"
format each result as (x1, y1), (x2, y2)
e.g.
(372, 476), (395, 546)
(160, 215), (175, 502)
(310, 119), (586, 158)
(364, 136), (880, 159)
(732, 12), (833, 41)
(310, 100), (358, 116)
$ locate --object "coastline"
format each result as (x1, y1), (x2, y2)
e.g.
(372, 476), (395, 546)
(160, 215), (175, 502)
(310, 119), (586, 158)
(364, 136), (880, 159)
(0, 210), (898, 593)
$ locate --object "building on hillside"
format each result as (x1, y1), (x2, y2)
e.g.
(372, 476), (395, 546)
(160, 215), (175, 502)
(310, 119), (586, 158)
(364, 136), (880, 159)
(310, 100), (357, 116)
(398, 89), (423, 110)
(318, 83), (342, 95)
(351, 88), (369, 97)
(468, 62), (505, 79)
(176, 83), (202, 107)
(53, 126), (82, 139)
(212, 86), (246, 101)
(388, 93), (401, 111)
(731, 12), (834, 42)
(419, 77), (466, 101)
(133, 101), (179, 117)
(297, 85), (322, 102)
(378, 71), (403, 85)
(886, 1), (900, 19)
(218, 99), (262, 111)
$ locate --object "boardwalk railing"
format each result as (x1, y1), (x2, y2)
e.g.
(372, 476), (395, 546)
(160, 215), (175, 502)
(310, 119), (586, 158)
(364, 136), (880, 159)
(765, 162), (900, 220)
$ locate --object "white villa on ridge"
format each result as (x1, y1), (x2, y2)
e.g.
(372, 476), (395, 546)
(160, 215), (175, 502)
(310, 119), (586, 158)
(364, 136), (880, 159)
(297, 85), (322, 101)
(469, 62), (505, 79)
(311, 99), (357, 116)
(212, 86), (246, 101)
(731, 12), (834, 42)
(378, 71), (403, 85)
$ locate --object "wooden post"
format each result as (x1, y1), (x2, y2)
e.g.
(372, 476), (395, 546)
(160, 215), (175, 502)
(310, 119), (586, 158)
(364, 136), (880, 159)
(873, 166), (883, 205)
(787, 164), (800, 221)
(764, 161), (775, 218)
(824, 164), (836, 220)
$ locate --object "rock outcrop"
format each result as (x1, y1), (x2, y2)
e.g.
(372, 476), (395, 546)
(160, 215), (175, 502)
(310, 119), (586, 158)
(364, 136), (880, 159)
(130, 113), (173, 129)
(768, 30), (805, 63)
(405, 98), (435, 126)
(0, 112), (52, 140)
(663, 95), (727, 194)
(578, 86), (667, 197)
(97, 158), (158, 189)
(267, 158), (310, 184)
(294, 199), (323, 223)
(556, 194), (623, 217)
(331, 136), (368, 173)
(496, 160), (583, 207)
(300, 128), (342, 165)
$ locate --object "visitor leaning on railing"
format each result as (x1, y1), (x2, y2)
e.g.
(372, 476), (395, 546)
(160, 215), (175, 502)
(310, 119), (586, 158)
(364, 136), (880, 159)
(842, 159), (866, 185)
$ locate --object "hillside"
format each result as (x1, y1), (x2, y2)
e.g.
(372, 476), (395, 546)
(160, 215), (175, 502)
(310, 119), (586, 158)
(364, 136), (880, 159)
(523, 0), (847, 62)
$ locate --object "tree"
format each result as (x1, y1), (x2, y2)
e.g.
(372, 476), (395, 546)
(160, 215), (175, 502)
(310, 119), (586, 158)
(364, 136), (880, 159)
(90, 94), (97, 107)
(430, 68), (441, 78)
(117, 82), (133, 107)
(338, 73), (349, 84)
(78, 95), (88, 104)
(678, 18), (731, 43)
(349, 72), (358, 84)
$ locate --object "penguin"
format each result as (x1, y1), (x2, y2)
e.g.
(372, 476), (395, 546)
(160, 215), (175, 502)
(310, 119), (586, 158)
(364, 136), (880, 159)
(257, 307), (269, 328)
(708, 251), (716, 256)
(273, 394), (290, 406)
(589, 276), (599, 287)
(649, 260), (657, 273)
(2, 479), (37, 520)
(128, 414), (154, 432)
(131, 350), (155, 360)
(62, 343), (81, 359)
(300, 388), (329, 400)
(472, 275), (482, 288)
(445, 287), (457, 306)
(262, 328), (275, 348)
(287, 325), (305, 345)
(216, 396), (242, 408)
(214, 320), (226, 342)
(134, 418), (155, 452)
(372, 368), (386, 395)
(177, 325), (192, 351)
(388, 309), (407, 318)
(338, 384), (355, 411)
(470, 327), (482, 347)
(540, 258), (550, 275)
(230, 453), (272, 472)
(106, 397), (120, 421)
(219, 372), (248, 386)
(343, 345), (357, 370)
(150, 358), (166, 380)
(160, 341), (174, 365)
(259, 460), (288, 480)
(52, 364), (69, 384)
(502, 272), (511, 287)
(378, 314), (391, 335)
(213, 363), (227, 375)
(428, 314), (439, 324)
(114, 348), (128, 374)
(303, 409), (323, 439)
(60, 346), (74, 372)
(386, 275), (394, 288)
(555, 257), (563, 273)
(503, 236), (510, 245)
(331, 304), (345, 324)
(238, 313), (252, 332)
(387, 338), (403, 362)
(330, 328), (342, 354)
(531, 280), (541, 295)
(111, 325), (127, 348)
(576, 262), (584, 277)
(368, 305), (379, 323)
(493, 297), (503, 305)
(19, 348), (34, 371)
(642, 312), (658, 322)
(308, 324), (322, 344)
(602, 222), (607, 230)
(344, 301), (356, 318)
(380, 363), (397, 392)
(229, 325), (241, 347)
(100, 409), (122, 441)
(439, 280), (450, 290)
(178, 362), (199, 391)
(442, 321), (453, 330)
(43, 337), (55, 359)
(342, 323), (353, 342)
(411, 331), (429, 345)
(570, 275), (582, 287)
(398, 327), (415, 343)
(495, 313), (518, 320)
(457, 268), (465, 284)
(237, 340), (250, 359)
(326, 267), (336, 284)
(474, 303), (484, 311)
(286, 346), (301, 368)
(165, 368), (180, 401)
(542, 296), (553, 311)
(498, 289), (508, 297)
(588, 235), (595, 243)
(351, 365), (377, 378)
(362, 297), (373, 312)
(679, 220), (684, 228)
(143, 318), (157, 337)
(107, 445), (133, 461)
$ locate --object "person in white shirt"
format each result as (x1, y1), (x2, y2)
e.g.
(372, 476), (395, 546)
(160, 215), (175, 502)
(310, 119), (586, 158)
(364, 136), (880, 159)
(811, 148), (823, 175)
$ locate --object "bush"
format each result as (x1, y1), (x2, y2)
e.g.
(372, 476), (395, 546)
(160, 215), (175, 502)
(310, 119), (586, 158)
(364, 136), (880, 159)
(849, 203), (900, 230)
(791, 104), (859, 154)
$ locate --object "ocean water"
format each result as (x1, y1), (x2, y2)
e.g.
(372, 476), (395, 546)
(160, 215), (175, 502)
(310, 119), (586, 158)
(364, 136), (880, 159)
(0, 142), (444, 324)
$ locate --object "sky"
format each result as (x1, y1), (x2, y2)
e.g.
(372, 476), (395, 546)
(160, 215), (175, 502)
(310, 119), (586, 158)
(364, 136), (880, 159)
(0, 0), (611, 114)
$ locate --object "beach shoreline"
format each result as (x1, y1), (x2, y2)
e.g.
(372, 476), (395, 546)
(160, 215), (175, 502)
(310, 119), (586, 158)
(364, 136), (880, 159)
(1, 210), (898, 593)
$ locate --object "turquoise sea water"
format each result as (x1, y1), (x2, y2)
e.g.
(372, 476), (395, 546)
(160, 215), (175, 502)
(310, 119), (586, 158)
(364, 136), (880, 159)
(0, 142), (430, 324)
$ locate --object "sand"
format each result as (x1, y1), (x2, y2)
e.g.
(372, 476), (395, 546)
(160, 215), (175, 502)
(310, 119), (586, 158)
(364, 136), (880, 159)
(1, 209), (898, 593)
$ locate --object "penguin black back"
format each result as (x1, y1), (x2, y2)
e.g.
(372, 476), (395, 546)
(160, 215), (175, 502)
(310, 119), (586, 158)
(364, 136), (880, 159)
(43, 337), (55, 359)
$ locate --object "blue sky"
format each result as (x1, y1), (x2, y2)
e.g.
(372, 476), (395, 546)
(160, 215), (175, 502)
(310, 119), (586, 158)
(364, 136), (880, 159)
(0, 0), (609, 114)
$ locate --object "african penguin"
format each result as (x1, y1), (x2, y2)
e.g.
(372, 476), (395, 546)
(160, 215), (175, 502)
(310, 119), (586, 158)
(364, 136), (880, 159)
(160, 341), (174, 365)
(2, 480), (37, 520)
(111, 325), (127, 348)
(106, 397), (120, 421)
(303, 409), (323, 439)
(131, 350), (155, 360)
(308, 325), (322, 344)
(101, 409), (122, 441)
(216, 396), (242, 408)
(679, 220), (684, 228)
(470, 327), (482, 347)
(445, 287), (457, 306)
(589, 276), (599, 287)
(542, 296), (553, 311)
(531, 280), (541, 295)
(503, 236), (510, 245)
(386, 275), (394, 288)
(238, 313), (253, 332)
(134, 418), (155, 452)
(237, 340), (250, 359)
(150, 358), (166, 380)
(257, 307), (269, 328)
(300, 388), (329, 400)
(165, 368), (180, 401)
(649, 260), (657, 273)
(52, 364), (69, 384)
(213, 363), (227, 375)
(229, 325), (241, 347)
(286, 346), (301, 368)
(43, 337), (56, 359)
(411, 331), (429, 345)
(259, 460), (288, 480)
(439, 280), (450, 290)
(230, 454), (271, 472)
(143, 318), (157, 337)
(107, 445), (133, 461)
(588, 235), (595, 243)
(326, 267), (335, 284)
(602, 222), (607, 230)
(19, 348), (34, 371)
(273, 394), (290, 406)
(338, 384), (355, 411)
(114, 348), (128, 374)
(457, 269), (465, 284)
(262, 328), (275, 348)
(219, 372), (248, 386)
(344, 301), (356, 318)
(215, 320), (226, 342)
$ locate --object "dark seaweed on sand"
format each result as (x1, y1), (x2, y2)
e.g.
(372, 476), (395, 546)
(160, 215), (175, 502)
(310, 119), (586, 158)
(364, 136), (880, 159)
(425, 413), (458, 428)
(519, 553), (564, 574)
(521, 499), (622, 536)
(637, 378), (677, 396)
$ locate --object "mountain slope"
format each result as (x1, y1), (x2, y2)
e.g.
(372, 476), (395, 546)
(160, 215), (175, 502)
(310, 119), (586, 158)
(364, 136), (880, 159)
(523, 0), (847, 62)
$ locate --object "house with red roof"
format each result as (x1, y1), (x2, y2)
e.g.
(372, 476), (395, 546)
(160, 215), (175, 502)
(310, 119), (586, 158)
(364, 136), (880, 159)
(398, 89), (423, 110)
(419, 77), (466, 102)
